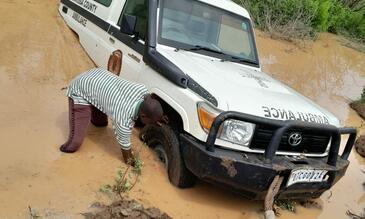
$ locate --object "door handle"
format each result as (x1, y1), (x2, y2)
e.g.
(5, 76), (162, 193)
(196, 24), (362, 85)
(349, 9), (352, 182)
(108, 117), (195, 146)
(109, 37), (115, 44)
(128, 53), (141, 63)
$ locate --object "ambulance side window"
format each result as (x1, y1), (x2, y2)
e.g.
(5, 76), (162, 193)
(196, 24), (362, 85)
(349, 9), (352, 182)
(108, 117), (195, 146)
(94, 0), (112, 7)
(118, 0), (147, 40)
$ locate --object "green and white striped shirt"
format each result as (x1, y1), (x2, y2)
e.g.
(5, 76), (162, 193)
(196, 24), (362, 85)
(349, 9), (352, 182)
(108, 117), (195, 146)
(67, 68), (148, 150)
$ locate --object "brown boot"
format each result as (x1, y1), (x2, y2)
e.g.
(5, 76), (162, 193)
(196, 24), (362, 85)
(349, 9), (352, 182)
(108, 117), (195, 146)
(121, 148), (135, 166)
(91, 106), (108, 127)
(60, 98), (91, 153)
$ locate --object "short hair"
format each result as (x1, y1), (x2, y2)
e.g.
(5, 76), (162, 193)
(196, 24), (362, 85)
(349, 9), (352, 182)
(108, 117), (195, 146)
(140, 95), (164, 122)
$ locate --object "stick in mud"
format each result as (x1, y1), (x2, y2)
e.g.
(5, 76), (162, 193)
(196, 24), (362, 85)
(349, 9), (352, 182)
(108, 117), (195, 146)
(346, 210), (365, 219)
(264, 175), (284, 219)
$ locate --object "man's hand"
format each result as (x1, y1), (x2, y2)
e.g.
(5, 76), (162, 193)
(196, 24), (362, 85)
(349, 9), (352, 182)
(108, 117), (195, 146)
(121, 148), (135, 166)
(156, 115), (169, 127)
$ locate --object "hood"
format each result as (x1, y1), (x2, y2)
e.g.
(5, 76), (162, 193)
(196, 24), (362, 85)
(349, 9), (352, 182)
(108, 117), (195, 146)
(157, 47), (340, 127)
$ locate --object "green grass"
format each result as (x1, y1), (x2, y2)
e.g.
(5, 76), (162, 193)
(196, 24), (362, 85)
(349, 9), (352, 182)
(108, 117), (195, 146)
(275, 199), (297, 212)
(234, 0), (365, 42)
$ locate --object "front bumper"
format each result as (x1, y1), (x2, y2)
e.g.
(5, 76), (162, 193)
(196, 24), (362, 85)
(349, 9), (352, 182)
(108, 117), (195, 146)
(180, 111), (357, 200)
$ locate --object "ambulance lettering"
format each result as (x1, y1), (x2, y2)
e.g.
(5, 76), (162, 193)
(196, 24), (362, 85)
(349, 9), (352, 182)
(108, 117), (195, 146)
(74, 0), (97, 13)
(72, 12), (87, 27)
(262, 106), (330, 124)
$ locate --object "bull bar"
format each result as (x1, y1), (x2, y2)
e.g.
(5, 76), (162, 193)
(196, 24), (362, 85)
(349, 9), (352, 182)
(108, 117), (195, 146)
(206, 111), (357, 165)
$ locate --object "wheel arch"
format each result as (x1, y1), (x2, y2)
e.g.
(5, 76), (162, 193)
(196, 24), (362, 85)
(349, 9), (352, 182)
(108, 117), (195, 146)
(149, 88), (190, 132)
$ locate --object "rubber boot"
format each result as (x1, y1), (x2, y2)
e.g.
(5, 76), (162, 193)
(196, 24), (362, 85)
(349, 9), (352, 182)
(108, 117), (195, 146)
(91, 106), (108, 127)
(60, 98), (91, 153)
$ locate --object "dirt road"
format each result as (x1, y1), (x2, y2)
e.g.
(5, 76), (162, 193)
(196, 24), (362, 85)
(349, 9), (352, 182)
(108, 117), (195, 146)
(0, 0), (364, 218)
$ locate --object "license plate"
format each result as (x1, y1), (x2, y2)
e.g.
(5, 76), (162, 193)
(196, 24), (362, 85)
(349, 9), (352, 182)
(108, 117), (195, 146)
(287, 169), (328, 187)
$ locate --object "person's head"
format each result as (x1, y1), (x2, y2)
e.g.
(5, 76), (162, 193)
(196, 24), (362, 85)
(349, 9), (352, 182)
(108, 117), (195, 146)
(139, 95), (164, 125)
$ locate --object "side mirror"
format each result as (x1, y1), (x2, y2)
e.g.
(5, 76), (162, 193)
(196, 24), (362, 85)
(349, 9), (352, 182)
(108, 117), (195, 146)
(120, 14), (137, 35)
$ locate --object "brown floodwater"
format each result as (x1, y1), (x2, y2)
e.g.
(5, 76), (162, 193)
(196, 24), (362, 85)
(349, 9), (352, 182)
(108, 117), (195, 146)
(0, 0), (364, 218)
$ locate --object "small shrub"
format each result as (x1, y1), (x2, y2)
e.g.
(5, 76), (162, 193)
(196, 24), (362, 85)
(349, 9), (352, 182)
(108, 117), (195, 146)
(100, 155), (144, 199)
(275, 199), (297, 212)
(313, 0), (332, 31)
(234, 0), (365, 42)
(28, 206), (40, 219)
(237, 0), (318, 40)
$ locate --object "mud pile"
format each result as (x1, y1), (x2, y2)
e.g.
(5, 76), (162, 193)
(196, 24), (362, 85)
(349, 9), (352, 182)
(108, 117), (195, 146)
(350, 101), (365, 121)
(350, 101), (365, 157)
(83, 199), (171, 219)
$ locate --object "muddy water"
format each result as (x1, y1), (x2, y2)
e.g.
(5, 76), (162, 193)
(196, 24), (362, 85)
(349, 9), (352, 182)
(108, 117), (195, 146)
(0, 0), (364, 218)
(256, 32), (365, 218)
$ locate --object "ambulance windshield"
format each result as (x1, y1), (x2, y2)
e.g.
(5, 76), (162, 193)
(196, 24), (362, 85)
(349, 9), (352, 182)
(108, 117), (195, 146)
(158, 0), (259, 65)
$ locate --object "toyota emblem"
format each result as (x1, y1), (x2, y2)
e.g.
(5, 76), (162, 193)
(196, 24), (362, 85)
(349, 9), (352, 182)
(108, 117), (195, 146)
(288, 133), (302, 146)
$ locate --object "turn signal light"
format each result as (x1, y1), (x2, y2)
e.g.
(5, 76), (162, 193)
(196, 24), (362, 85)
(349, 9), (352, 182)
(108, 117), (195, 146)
(197, 103), (219, 131)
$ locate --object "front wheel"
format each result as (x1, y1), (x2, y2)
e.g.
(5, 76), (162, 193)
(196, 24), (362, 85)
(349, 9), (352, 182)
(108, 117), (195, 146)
(140, 125), (196, 188)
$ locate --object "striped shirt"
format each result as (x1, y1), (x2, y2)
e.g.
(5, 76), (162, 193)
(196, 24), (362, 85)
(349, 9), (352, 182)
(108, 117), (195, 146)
(67, 68), (148, 150)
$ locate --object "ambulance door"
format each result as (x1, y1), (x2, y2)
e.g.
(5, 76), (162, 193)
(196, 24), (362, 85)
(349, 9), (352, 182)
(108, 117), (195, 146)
(64, 0), (118, 68)
(104, 0), (148, 82)
(87, 0), (121, 68)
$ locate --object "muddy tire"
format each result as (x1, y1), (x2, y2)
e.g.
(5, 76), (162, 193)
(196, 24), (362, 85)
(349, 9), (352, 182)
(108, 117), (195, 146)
(140, 125), (196, 188)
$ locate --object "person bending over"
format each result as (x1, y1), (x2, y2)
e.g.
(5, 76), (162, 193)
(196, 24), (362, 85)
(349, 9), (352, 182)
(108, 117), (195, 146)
(60, 68), (163, 165)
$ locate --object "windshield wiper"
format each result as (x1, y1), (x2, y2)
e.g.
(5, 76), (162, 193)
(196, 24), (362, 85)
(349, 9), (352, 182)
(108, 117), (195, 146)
(184, 45), (258, 66)
(186, 45), (223, 55)
(230, 56), (258, 66)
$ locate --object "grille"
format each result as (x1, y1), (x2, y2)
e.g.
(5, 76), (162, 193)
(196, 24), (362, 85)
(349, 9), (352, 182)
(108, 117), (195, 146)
(249, 125), (331, 154)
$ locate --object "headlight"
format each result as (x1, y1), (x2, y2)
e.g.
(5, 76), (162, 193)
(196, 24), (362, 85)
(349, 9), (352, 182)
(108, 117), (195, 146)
(197, 102), (255, 146)
(220, 120), (255, 146)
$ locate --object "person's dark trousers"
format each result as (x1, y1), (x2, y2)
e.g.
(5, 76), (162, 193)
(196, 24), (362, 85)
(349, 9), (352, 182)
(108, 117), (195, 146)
(60, 98), (91, 153)
(91, 106), (108, 127)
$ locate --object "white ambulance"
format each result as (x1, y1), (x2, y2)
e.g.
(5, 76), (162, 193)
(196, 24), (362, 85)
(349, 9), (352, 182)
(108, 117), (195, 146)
(59, 0), (357, 200)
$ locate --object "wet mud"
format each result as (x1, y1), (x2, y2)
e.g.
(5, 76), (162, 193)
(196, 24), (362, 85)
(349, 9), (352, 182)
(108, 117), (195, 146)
(221, 158), (238, 178)
(351, 101), (365, 121)
(0, 0), (364, 219)
(83, 199), (171, 219)
(355, 135), (365, 157)
(351, 97), (365, 157)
